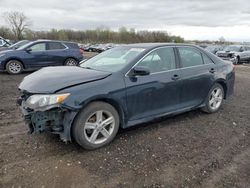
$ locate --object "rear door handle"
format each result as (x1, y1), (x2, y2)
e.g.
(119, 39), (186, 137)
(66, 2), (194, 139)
(209, 68), (216, 73)
(171, 74), (180, 81)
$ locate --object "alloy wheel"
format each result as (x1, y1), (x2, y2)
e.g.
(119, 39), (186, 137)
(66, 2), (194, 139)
(209, 87), (223, 110)
(65, 59), (77, 66)
(83, 110), (115, 145)
(8, 61), (22, 74)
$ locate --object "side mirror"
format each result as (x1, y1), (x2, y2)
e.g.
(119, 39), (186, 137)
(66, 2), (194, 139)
(26, 48), (32, 53)
(131, 66), (150, 76)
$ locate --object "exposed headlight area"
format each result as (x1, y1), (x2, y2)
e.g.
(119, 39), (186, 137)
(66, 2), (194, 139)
(24, 93), (70, 111)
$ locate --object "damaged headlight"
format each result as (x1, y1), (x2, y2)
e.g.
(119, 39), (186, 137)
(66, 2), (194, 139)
(25, 93), (70, 111)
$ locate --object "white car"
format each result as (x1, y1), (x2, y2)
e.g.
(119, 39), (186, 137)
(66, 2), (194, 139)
(0, 37), (11, 48)
(216, 45), (250, 64)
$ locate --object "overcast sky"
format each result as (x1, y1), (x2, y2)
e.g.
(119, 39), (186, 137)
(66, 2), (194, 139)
(0, 0), (250, 41)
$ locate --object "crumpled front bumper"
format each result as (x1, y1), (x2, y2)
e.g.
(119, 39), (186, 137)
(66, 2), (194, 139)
(17, 97), (78, 142)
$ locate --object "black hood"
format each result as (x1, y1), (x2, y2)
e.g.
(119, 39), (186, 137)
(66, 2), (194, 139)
(19, 66), (111, 93)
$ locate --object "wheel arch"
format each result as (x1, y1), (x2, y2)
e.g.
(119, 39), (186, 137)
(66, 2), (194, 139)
(4, 58), (25, 69)
(215, 79), (227, 99)
(69, 97), (126, 141)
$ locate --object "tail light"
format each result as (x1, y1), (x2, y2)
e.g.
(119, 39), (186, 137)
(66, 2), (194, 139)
(80, 48), (84, 55)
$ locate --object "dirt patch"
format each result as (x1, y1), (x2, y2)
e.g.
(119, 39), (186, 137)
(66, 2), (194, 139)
(0, 66), (250, 188)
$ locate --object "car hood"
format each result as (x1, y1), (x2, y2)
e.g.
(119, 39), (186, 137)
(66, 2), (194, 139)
(217, 50), (237, 54)
(0, 49), (20, 55)
(19, 66), (111, 93)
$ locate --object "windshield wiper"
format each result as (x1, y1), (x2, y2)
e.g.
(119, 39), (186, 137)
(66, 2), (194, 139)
(82, 66), (93, 70)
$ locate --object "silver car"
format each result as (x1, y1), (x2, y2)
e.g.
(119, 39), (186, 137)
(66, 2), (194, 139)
(216, 45), (250, 64)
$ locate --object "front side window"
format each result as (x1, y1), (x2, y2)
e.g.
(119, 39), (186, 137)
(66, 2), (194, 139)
(136, 47), (176, 73)
(30, 43), (46, 52)
(178, 47), (204, 68)
(48, 42), (66, 50)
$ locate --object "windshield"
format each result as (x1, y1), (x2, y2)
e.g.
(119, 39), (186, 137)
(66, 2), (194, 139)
(80, 46), (145, 72)
(224, 46), (240, 52)
(10, 40), (29, 49)
(17, 41), (34, 50)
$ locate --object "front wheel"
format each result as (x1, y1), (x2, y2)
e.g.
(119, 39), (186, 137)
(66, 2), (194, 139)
(6, 60), (23, 74)
(73, 102), (120, 150)
(202, 83), (224, 113)
(235, 56), (240, 65)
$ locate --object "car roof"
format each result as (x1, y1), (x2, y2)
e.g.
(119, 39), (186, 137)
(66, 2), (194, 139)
(122, 43), (201, 50)
(35, 39), (77, 44)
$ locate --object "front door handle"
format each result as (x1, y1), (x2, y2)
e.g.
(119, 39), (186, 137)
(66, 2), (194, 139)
(171, 74), (180, 81)
(209, 68), (216, 73)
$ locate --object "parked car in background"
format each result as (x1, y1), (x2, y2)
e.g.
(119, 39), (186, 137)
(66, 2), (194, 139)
(0, 40), (30, 52)
(0, 37), (11, 48)
(0, 40), (84, 74)
(87, 44), (99, 52)
(18, 43), (235, 150)
(216, 45), (250, 64)
(205, 45), (224, 54)
(95, 43), (115, 53)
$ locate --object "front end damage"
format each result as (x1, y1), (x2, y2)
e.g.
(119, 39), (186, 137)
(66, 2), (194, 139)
(17, 91), (78, 142)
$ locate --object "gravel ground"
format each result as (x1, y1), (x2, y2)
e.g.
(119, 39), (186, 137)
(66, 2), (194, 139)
(0, 65), (250, 188)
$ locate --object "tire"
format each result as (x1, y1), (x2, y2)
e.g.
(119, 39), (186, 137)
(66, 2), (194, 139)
(72, 102), (120, 150)
(235, 56), (240, 65)
(64, 58), (78, 66)
(6, 60), (23, 74)
(202, 83), (224, 114)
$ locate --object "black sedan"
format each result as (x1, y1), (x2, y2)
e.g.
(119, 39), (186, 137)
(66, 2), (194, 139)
(18, 43), (235, 150)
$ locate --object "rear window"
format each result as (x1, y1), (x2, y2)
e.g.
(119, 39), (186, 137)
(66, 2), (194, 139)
(64, 42), (79, 49)
(48, 42), (66, 50)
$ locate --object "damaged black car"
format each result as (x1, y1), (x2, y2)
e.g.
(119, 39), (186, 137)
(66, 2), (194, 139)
(18, 43), (235, 150)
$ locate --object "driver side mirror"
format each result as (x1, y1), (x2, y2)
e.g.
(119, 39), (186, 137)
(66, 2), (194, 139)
(26, 48), (32, 53)
(130, 66), (150, 76)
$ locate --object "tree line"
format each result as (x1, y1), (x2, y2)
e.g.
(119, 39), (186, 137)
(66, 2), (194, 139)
(0, 11), (184, 44)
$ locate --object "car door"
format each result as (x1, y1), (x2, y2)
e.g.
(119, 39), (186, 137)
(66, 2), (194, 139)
(240, 46), (250, 61)
(177, 47), (216, 108)
(46, 42), (67, 65)
(124, 47), (182, 121)
(24, 42), (49, 68)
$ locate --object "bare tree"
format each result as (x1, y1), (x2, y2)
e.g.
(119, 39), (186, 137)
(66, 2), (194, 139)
(4, 11), (31, 40)
(219, 36), (226, 43)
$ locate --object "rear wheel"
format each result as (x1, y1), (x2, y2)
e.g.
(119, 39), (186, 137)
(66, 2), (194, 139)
(64, 58), (78, 66)
(202, 83), (224, 113)
(6, 60), (23, 74)
(235, 56), (240, 64)
(73, 102), (120, 150)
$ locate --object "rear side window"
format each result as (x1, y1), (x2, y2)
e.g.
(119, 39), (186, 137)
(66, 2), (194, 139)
(136, 47), (176, 73)
(202, 54), (214, 64)
(178, 47), (204, 68)
(244, 46), (250, 51)
(48, 42), (66, 50)
(64, 42), (79, 49)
